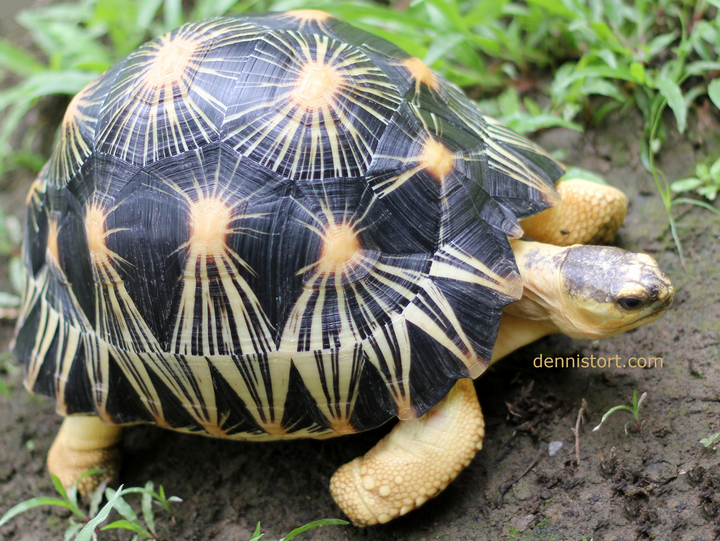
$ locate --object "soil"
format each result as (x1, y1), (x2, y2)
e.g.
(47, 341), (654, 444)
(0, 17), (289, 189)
(1, 42), (720, 541)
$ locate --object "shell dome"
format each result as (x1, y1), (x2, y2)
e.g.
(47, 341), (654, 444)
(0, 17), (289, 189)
(14, 10), (563, 441)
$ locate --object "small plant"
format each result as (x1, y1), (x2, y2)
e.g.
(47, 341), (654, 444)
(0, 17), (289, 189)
(593, 390), (647, 434)
(700, 432), (720, 451)
(0, 351), (18, 397)
(249, 519), (349, 541)
(0, 471), (181, 540)
(0, 470), (347, 540)
(671, 157), (720, 202)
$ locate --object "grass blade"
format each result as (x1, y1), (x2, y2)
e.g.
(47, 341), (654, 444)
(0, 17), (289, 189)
(74, 485), (125, 541)
(0, 38), (45, 75)
(0, 497), (85, 526)
(280, 518), (349, 541)
(656, 74), (686, 133)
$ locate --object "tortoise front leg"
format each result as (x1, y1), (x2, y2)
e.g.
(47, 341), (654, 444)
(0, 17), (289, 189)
(48, 416), (123, 494)
(329, 379), (484, 526)
(520, 178), (627, 246)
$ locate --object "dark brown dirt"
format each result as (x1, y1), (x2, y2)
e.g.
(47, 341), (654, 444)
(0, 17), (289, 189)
(1, 77), (719, 541)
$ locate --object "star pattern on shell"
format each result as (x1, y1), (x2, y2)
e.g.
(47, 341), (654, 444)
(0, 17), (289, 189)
(15, 11), (563, 441)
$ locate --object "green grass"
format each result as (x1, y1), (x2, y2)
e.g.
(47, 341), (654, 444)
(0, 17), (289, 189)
(1, 0), (718, 262)
(0, 471), (347, 540)
(592, 389), (647, 434)
(0, 472), (182, 540)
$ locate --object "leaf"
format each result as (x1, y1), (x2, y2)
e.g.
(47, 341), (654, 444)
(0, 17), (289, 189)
(670, 178), (704, 192)
(710, 159), (720, 183)
(580, 77), (625, 101)
(635, 392), (647, 412)
(249, 522), (264, 541)
(280, 519), (349, 541)
(708, 80), (720, 112)
(0, 38), (45, 76)
(136, 0), (165, 30)
(101, 519), (152, 535)
(672, 197), (720, 214)
(464, 0), (508, 25)
(63, 520), (84, 541)
(89, 479), (108, 518)
(700, 433), (720, 448)
(51, 473), (70, 502)
(9, 258), (23, 295)
(525, 0), (578, 20)
(105, 487), (139, 524)
(74, 485), (126, 541)
(553, 65), (643, 93)
(500, 113), (583, 134)
(589, 22), (623, 49)
(425, 0), (467, 33)
(0, 497), (84, 527)
(629, 62), (646, 85)
(0, 292), (20, 308)
(656, 74), (687, 133)
(592, 405), (634, 431)
(686, 61), (720, 76)
(163, 0), (184, 31)
(425, 34), (465, 66)
(647, 32), (678, 58)
(142, 481), (156, 535)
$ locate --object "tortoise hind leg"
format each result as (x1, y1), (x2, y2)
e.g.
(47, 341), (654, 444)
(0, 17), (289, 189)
(330, 379), (484, 526)
(48, 416), (123, 495)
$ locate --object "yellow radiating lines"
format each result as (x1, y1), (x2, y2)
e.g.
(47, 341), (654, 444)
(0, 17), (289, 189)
(50, 78), (102, 184)
(96, 19), (259, 164)
(83, 201), (167, 422)
(223, 31), (401, 180)
(19, 213), (93, 416)
(362, 314), (414, 419)
(430, 244), (523, 300)
(157, 150), (290, 436)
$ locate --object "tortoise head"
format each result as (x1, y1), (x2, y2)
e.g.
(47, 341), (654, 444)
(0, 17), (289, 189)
(555, 245), (674, 338)
(508, 241), (674, 340)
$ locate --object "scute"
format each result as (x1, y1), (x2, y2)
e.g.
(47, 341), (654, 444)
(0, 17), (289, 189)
(14, 12), (563, 440)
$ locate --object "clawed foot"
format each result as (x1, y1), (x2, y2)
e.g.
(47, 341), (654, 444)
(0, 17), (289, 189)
(47, 416), (124, 495)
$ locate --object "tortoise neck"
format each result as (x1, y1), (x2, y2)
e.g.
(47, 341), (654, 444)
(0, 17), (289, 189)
(504, 240), (567, 328)
(490, 313), (556, 364)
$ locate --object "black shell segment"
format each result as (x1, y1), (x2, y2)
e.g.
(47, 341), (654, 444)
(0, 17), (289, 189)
(14, 11), (563, 440)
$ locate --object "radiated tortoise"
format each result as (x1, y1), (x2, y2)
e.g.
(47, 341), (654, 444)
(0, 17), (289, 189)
(13, 10), (673, 527)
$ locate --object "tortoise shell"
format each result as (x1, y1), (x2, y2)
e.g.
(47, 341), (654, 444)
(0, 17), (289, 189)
(14, 11), (563, 440)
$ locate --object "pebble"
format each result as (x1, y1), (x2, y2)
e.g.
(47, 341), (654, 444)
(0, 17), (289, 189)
(510, 514), (535, 533)
(548, 441), (563, 457)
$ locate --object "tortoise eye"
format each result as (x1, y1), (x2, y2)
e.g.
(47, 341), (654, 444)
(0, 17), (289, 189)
(617, 296), (644, 310)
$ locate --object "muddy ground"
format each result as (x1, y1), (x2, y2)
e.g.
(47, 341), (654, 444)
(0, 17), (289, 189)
(1, 51), (719, 541)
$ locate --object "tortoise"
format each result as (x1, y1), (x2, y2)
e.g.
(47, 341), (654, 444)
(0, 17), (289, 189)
(12, 10), (673, 527)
